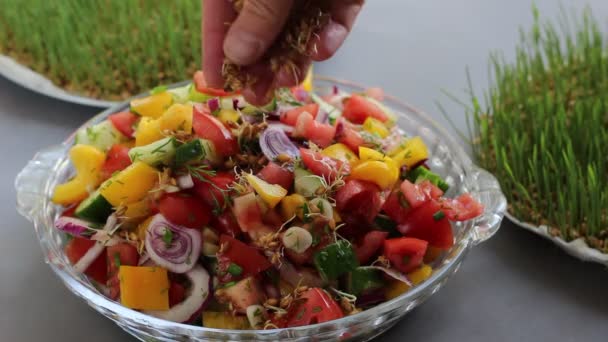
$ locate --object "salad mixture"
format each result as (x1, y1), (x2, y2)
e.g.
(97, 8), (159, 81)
(52, 70), (483, 329)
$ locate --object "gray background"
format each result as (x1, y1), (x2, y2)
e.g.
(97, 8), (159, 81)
(2, 0), (608, 341)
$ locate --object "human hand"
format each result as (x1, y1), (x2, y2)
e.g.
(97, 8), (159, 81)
(202, 0), (364, 105)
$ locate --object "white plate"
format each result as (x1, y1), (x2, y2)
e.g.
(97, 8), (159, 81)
(506, 213), (608, 266)
(0, 54), (118, 108)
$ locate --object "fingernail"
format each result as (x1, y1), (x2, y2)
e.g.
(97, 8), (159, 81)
(323, 22), (349, 55)
(224, 31), (263, 65)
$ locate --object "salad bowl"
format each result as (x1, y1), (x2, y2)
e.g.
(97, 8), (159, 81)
(15, 76), (506, 341)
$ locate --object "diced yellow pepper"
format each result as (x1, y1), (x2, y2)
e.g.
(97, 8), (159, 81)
(322, 143), (359, 164)
(217, 108), (240, 125)
(245, 173), (287, 209)
(301, 65), (313, 92)
(130, 91), (173, 118)
(159, 103), (193, 133)
(99, 162), (159, 206)
(136, 216), (154, 241)
(119, 266), (169, 310)
(350, 160), (399, 189)
(362, 117), (390, 138)
(52, 145), (106, 205)
(280, 193), (307, 221)
(333, 207), (342, 223)
(384, 264), (433, 300)
(390, 136), (429, 169)
(135, 117), (164, 146)
(358, 146), (386, 161)
(125, 199), (151, 219)
(202, 312), (250, 329)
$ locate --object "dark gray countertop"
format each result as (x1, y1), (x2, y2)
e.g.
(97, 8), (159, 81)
(2, 1), (607, 341)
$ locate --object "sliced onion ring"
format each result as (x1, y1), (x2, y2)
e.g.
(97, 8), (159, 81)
(55, 217), (98, 237)
(259, 126), (300, 162)
(358, 266), (412, 286)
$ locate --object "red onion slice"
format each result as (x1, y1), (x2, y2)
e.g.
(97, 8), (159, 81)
(267, 122), (294, 135)
(259, 126), (300, 162)
(278, 258), (325, 288)
(55, 217), (98, 237)
(207, 98), (220, 112)
(144, 265), (211, 323)
(145, 214), (202, 274)
(359, 266), (412, 286)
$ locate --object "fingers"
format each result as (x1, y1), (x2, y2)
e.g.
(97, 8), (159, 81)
(241, 62), (276, 105)
(224, 0), (294, 66)
(311, 0), (364, 61)
(202, 0), (237, 88)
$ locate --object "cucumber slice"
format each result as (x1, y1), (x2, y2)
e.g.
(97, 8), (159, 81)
(346, 267), (385, 296)
(75, 120), (127, 151)
(188, 83), (214, 103)
(168, 84), (191, 104)
(129, 137), (179, 166)
(174, 138), (220, 167)
(294, 167), (324, 198)
(240, 97), (277, 115)
(75, 190), (113, 223)
(311, 93), (342, 125)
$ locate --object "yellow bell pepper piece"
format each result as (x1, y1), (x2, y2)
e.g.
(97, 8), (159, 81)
(130, 91), (173, 118)
(358, 146), (386, 161)
(99, 162), (159, 206)
(119, 266), (169, 310)
(125, 199), (151, 219)
(135, 117), (164, 147)
(280, 193), (307, 221)
(159, 103), (193, 133)
(245, 174), (287, 209)
(52, 145), (106, 205)
(301, 65), (313, 92)
(351, 147), (399, 189)
(333, 207), (342, 223)
(202, 312), (250, 329)
(136, 216), (154, 241)
(384, 264), (433, 300)
(390, 136), (429, 168)
(217, 108), (240, 125)
(322, 143), (359, 164)
(362, 117), (390, 138)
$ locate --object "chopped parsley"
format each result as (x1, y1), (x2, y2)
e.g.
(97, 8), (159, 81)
(162, 227), (173, 247)
(433, 210), (446, 221)
(227, 263), (243, 276)
(150, 85), (167, 95)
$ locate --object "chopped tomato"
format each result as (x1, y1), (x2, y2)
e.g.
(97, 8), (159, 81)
(294, 112), (336, 148)
(284, 247), (314, 265)
(192, 105), (239, 156)
(211, 211), (241, 238)
(439, 194), (484, 221)
(64, 237), (107, 284)
(169, 282), (186, 307)
(100, 144), (132, 181)
(192, 171), (235, 209)
(400, 180), (443, 209)
(343, 94), (388, 124)
(258, 162), (294, 190)
(300, 148), (349, 183)
(158, 193), (212, 228)
(286, 288), (344, 327)
(335, 119), (365, 152)
(61, 204), (79, 218)
(280, 103), (319, 126)
(106, 243), (139, 300)
(382, 190), (411, 223)
(398, 200), (454, 249)
(262, 208), (284, 228)
(219, 235), (272, 277)
(232, 192), (270, 234)
(108, 111), (139, 137)
(355, 231), (388, 264)
(383, 237), (428, 273)
(335, 180), (383, 224)
(193, 70), (237, 96)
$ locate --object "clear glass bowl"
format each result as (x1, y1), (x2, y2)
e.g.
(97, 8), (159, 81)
(15, 77), (507, 342)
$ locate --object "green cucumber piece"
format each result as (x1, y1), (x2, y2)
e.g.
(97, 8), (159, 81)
(346, 267), (385, 296)
(129, 137), (179, 166)
(187, 83), (214, 103)
(168, 84), (191, 103)
(294, 167), (324, 198)
(240, 97), (277, 115)
(75, 190), (113, 223)
(311, 93), (342, 125)
(407, 166), (449, 192)
(75, 120), (127, 151)
(313, 240), (358, 281)
(174, 138), (220, 167)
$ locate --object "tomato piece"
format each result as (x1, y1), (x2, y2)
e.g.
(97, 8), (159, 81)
(192, 171), (234, 210)
(169, 282), (186, 307)
(192, 104), (239, 156)
(193, 70), (237, 96)
(158, 193), (212, 229)
(300, 148), (349, 183)
(280, 103), (319, 126)
(355, 230), (388, 264)
(61, 204), (79, 218)
(106, 243), (139, 300)
(439, 193), (484, 221)
(100, 144), (132, 181)
(343, 94), (388, 124)
(258, 162), (294, 190)
(335, 180), (382, 224)
(286, 288), (344, 327)
(400, 179), (443, 209)
(219, 235), (272, 277)
(382, 190), (411, 223)
(232, 192), (270, 234)
(398, 200), (454, 249)
(335, 120), (365, 152)
(64, 237), (107, 284)
(211, 211), (241, 238)
(294, 112), (336, 148)
(383, 237), (428, 273)
(108, 111), (139, 137)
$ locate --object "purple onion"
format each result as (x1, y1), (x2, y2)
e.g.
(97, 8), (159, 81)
(259, 126), (300, 162)
(278, 258), (325, 288)
(207, 98), (220, 112)
(293, 88), (309, 102)
(335, 120), (345, 138)
(242, 114), (262, 124)
(145, 214), (202, 274)
(232, 98), (240, 110)
(359, 266), (412, 286)
(55, 217), (98, 237)
(332, 85), (339, 95)
(267, 122), (294, 135)
(315, 109), (329, 124)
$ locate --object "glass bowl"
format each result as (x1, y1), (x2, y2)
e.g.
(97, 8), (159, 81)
(15, 76), (507, 341)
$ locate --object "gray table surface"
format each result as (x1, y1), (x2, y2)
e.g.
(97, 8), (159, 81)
(2, 1), (608, 341)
